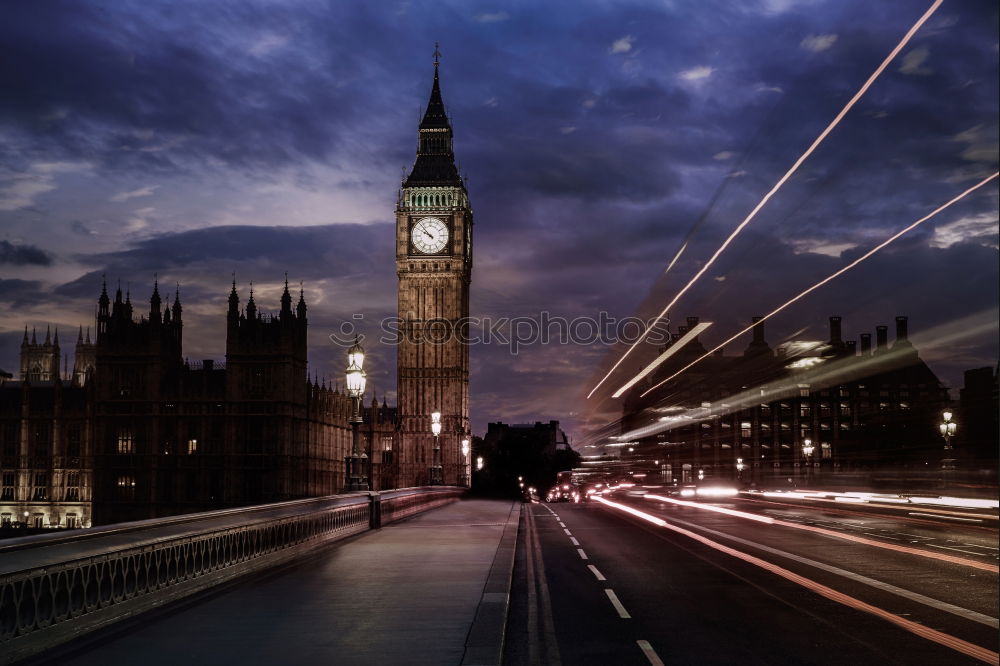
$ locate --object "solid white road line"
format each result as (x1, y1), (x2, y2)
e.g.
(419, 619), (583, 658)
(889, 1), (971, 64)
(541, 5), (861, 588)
(908, 512), (983, 524)
(605, 589), (631, 618)
(588, 565), (606, 581)
(563, 528), (572, 536)
(637, 640), (664, 666)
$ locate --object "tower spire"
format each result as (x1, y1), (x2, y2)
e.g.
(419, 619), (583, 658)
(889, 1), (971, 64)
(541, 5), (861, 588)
(281, 271), (292, 315)
(404, 44), (462, 189)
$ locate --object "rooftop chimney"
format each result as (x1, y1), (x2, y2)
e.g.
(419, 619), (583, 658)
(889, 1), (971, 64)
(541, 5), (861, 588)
(875, 325), (888, 352)
(860, 333), (872, 355)
(845, 340), (857, 356)
(895, 316), (908, 341)
(744, 315), (773, 358)
(829, 316), (842, 345)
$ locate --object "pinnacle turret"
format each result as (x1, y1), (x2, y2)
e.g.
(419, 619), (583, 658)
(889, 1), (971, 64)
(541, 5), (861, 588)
(280, 272), (292, 316)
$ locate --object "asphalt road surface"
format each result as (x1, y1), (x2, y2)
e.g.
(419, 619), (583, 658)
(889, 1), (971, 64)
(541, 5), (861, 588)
(504, 493), (998, 666)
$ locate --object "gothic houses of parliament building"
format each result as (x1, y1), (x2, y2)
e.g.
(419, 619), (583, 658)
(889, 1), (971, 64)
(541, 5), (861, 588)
(0, 54), (472, 528)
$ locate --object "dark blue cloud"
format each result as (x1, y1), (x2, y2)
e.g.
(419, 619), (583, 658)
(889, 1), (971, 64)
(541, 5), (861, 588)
(0, 0), (996, 439)
(0, 241), (52, 265)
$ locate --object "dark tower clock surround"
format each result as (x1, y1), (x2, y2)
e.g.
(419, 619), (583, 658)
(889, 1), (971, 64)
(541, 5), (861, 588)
(395, 48), (472, 487)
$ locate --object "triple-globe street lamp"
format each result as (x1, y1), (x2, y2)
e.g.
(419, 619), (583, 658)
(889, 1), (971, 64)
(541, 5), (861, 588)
(802, 438), (815, 484)
(940, 410), (957, 473)
(344, 338), (369, 492)
(430, 411), (442, 485)
(461, 438), (470, 487)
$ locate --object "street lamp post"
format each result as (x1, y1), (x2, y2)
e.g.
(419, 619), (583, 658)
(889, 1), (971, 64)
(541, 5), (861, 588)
(940, 410), (957, 477)
(430, 411), (442, 485)
(461, 438), (470, 487)
(802, 439), (814, 485)
(344, 338), (368, 492)
(736, 457), (746, 483)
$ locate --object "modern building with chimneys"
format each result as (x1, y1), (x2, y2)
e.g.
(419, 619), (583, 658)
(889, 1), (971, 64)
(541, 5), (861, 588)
(0, 277), (400, 528)
(620, 314), (955, 484)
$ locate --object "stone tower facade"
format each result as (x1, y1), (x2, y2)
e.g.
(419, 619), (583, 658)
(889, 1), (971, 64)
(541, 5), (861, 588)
(20, 326), (60, 382)
(395, 51), (472, 486)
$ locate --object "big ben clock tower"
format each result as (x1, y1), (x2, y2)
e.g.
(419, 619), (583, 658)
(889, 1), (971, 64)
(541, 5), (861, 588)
(396, 47), (472, 486)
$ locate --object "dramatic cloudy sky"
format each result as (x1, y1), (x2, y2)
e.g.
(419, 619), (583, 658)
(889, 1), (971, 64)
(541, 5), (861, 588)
(1, 0), (997, 445)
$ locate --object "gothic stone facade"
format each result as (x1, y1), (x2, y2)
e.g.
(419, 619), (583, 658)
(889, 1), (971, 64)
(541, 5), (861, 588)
(0, 280), (399, 527)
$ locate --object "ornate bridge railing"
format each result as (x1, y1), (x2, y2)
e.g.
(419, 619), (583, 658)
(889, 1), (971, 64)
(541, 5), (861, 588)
(0, 486), (463, 664)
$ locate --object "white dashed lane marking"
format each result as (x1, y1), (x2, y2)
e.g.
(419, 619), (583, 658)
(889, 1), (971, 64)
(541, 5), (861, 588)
(605, 589), (631, 618)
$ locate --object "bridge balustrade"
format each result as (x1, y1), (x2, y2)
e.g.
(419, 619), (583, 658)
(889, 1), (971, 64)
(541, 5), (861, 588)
(0, 486), (463, 664)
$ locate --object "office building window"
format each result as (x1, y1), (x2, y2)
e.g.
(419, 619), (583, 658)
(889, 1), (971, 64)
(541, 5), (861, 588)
(188, 438), (198, 455)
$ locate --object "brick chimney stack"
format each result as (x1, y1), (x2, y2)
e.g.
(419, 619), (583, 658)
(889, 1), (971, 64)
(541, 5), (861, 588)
(829, 316), (842, 345)
(875, 325), (888, 353)
(860, 333), (872, 356)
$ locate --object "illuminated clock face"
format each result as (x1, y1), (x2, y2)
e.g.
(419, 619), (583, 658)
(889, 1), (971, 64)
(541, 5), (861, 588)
(412, 217), (449, 254)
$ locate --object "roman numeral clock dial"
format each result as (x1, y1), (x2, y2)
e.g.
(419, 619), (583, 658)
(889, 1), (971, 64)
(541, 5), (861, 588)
(411, 217), (449, 254)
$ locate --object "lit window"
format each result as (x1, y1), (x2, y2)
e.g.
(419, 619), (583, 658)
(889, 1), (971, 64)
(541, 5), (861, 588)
(117, 475), (136, 500)
(117, 430), (134, 454)
(741, 422), (751, 438)
(187, 439), (198, 455)
(32, 473), (48, 500)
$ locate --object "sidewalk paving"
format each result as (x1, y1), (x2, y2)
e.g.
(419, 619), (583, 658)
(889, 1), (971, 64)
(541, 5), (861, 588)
(46, 498), (519, 666)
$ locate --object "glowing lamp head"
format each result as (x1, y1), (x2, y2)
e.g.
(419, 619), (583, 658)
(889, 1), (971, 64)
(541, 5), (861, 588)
(802, 439), (815, 457)
(461, 438), (470, 457)
(476, 456), (484, 470)
(942, 410), (953, 422)
(431, 421), (442, 436)
(347, 337), (365, 369)
(345, 365), (366, 398)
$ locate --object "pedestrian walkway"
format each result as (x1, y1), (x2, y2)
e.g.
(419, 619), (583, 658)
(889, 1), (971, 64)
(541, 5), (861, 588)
(45, 498), (519, 666)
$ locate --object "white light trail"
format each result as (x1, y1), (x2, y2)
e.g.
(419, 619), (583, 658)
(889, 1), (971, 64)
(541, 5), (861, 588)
(612, 322), (712, 398)
(645, 494), (774, 523)
(640, 172), (999, 398)
(586, 0), (944, 401)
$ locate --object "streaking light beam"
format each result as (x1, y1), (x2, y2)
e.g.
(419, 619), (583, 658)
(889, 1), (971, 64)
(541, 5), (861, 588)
(611, 322), (712, 398)
(586, 0), (945, 401)
(640, 172), (999, 398)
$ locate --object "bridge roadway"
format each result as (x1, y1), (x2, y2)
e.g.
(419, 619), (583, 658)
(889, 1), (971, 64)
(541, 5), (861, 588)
(14, 497), (519, 666)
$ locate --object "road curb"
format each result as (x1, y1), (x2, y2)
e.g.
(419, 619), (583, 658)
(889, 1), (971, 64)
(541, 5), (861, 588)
(461, 501), (521, 666)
